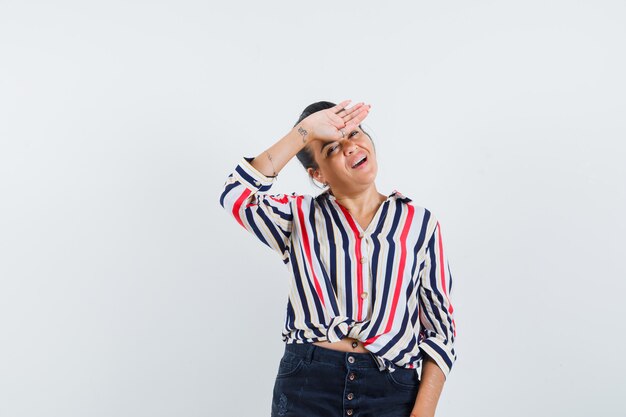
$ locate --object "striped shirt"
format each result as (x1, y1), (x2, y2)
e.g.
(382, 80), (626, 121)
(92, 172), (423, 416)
(219, 156), (457, 377)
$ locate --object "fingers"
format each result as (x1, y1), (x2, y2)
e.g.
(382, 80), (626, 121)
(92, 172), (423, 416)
(344, 104), (371, 131)
(344, 102), (365, 116)
(342, 103), (366, 123)
(326, 100), (371, 134)
(330, 101), (351, 128)
(335, 101), (363, 118)
(332, 102), (366, 129)
(331, 100), (352, 115)
(328, 112), (346, 129)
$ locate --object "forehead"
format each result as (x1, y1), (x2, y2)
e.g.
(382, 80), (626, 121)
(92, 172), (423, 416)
(314, 126), (364, 153)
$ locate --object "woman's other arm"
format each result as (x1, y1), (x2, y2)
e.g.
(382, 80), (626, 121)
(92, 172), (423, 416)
(410, 357), (445, 417)
(411, 218), (457, 417)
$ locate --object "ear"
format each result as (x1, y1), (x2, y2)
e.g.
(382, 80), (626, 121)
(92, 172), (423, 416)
(307, 167), (325, 184)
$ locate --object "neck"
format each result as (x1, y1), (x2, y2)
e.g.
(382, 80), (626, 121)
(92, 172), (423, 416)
(330, 184), (386, 215)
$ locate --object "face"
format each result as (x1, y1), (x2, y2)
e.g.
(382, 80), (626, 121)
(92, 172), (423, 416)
(307, 127), (378, 192)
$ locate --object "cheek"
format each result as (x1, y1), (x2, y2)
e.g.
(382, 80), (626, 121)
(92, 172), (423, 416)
(327, 160), (347, 177)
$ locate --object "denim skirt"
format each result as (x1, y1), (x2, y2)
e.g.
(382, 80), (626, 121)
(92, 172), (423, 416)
(271, 342), (420, 417)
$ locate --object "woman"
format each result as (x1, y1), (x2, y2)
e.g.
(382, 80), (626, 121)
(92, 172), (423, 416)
(219, 100), (457, 417)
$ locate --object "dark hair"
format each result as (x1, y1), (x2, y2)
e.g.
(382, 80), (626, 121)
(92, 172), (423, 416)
(293, 101), (374, 188)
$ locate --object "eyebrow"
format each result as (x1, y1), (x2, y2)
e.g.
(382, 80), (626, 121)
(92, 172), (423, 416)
(319, 129), (359, 155)
(320, 141), (338, 154)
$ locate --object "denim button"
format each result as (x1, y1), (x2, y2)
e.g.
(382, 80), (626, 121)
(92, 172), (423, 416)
(347, 393), (354, 400)
(349, 372), (356, 380)
(346, 409), (353, 416)
(347, 356), (355, 364)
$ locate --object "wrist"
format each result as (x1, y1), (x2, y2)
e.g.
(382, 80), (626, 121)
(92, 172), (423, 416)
(293, 121), (314, 144)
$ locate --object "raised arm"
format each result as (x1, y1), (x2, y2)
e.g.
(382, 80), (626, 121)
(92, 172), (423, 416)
(218, 100), (371, 261)
(249, 99), (370, 178)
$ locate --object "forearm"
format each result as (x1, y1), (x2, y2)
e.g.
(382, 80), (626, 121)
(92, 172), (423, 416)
(249, 124), (310, 178)
(410, 356), (446, 417)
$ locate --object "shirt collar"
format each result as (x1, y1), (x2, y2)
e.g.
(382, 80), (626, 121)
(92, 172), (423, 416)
(322, 189), (412, 203)
(389, 189), (412, 203)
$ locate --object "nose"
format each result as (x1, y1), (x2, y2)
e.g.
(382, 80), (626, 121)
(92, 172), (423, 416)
(343, 139), (358, 155)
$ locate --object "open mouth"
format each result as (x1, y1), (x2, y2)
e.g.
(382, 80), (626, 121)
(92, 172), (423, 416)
(351, 156), (367, 169)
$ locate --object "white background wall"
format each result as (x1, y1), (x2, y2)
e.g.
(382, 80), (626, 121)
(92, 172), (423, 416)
(1, 1), (625, 416)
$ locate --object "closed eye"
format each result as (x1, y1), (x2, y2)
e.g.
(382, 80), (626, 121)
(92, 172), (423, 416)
(326, 144), (339, 156)
(325, 131), (359, 157)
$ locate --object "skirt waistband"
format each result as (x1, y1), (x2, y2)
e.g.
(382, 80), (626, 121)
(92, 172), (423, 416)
(283, 342), (385, 369)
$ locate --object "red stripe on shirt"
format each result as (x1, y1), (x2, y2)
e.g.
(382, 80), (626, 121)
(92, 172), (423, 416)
(336, 203), (364, 321)
(437, 222), (454, 314)
(387, 204), (414, 331)
(296, 196), (326, 308)
(365, 204), (414, 345)
(269, 195), (289, 204)
(232, 188), (251, 228)
(437, 222), (456, 336)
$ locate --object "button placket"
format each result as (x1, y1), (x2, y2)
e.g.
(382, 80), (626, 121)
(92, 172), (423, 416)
(360, 237), (372, 316)
(344, 355), (359, 415)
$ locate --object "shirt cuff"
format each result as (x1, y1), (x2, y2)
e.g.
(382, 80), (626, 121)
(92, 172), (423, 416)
(418, 337), (456, 379)
(233, 156), (276, 192)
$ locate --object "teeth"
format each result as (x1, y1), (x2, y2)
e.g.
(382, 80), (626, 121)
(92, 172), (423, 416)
(352, 156), (366, 168)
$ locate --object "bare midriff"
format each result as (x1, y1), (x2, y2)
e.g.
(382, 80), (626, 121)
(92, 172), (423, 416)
(313, 337), (369, 353)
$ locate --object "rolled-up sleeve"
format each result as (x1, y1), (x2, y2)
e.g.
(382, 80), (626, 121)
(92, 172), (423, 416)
(417, 219), (457, 378)
(219, 156), (295, 263)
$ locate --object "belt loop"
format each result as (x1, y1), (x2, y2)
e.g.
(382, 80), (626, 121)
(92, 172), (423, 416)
(369, 352), (388, 372)
(304, 343), (315, 364)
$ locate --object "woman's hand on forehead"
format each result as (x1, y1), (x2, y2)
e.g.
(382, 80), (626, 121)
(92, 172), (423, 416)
(301, 99), (371, 143)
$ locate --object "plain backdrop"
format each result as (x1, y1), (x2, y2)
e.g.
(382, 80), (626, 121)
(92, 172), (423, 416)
(1, 1), (625, 416)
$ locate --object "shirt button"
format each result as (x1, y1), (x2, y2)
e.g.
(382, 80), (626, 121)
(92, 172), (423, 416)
(359, 256), (367, 264)
(254, 180), (261, 186)
(346, 409), (353, 416)
(348, 372), (356, 380)
(360, 292), (368, 299)
(347, 356), (355, 364)
(358, 233), (364, 239)
(347, 393), (354, 400)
